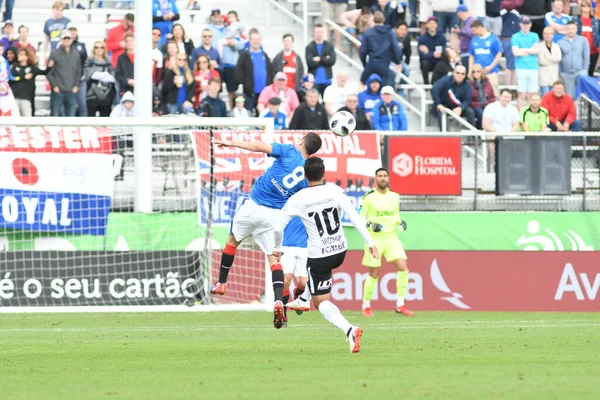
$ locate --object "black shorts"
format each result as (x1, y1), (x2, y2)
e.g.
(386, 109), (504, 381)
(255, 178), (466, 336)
(307, 251), (346, 296)
(221, 67), (238, 93)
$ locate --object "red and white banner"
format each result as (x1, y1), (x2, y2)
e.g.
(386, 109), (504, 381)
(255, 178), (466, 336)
(192, 130), (381, 192)
(387, 137), (461, 195)
(326, 251), (600, 312)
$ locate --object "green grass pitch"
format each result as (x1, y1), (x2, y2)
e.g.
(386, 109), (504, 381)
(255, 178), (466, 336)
(1, 311), (599, 399)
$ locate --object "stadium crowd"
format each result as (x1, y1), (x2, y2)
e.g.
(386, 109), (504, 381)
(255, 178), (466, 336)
(0, 0), (595, 133)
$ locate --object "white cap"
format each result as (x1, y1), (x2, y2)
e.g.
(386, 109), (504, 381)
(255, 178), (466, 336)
(381, 86), (395, 95)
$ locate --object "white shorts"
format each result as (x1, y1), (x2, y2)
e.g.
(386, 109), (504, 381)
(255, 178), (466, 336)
(231, 198), (282, 255)
(516, 69), (539, 93)
(281, 246), (308, 277)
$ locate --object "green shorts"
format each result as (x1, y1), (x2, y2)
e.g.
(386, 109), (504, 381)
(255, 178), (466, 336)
(362, 233), (407, 268)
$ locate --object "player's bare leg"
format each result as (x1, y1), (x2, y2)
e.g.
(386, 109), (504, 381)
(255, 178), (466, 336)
(362, 267), (379, 317)
(267, 254), (286, 329)
(210, 234), (242, 295)
(282, 273), (293, 326)
(313, 293), (362, 353)
(286, 282), (311, 311)
(393, 258), (414, 316)
(294, 276), (307, 315)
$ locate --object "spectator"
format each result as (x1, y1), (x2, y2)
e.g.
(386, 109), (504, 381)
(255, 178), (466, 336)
(518, 1), (551, 37)
(106, 13), (134, 69)
(4, 46), (16, 66)
(193, 54), (221, 109)
(501, 9), (521, 88)
(485, 0), (503, 37)
(207, 8), (228, 48)
(340, 6), (374, 45)
(115, 33), (135, 95)
(67, 22), (88, 117)
(418, 16), (446, 85)
(236, 30), (273, 113)
(0, 50), (18, 116)
(520, 93), (551, 132)
(0, 0), (14, 21)
(84, 41), (115, 117)
(338, 93), (372, 130)
(306, 24), (336, 95)
(323, 71), (355, 116)
(168, 23), (194, 59)
(432, 65), (475, 128)
(431, 47), (460, 85)
(431, 0), (462, 35)
(10, 48), (49, 117)
(164, 40), (180, 70)
(393, 21), (411, 86)
(197, 77), (227, 117)
(47, 30), (81, 117)
(469, 64), (496, 130)
(468, 19), (503, 97)
(512, 16), (540, 110)
(371, 0), (396, 28)
(541, 80), (581, 131)
(452, 5), (476, 72)
(289, 88), (329, 129)
(297, 73), (315, 104)
(482, 89), (520, 133)
(259, 97), (287, 129)
(0, 20), (17, 53)
(42, 1), (71, 64)
(323, 0), (349, 50)
(257, 71), (299, 118)
(110, 91), (135, 117)
(272, 34), (305, 97)
(162, 53), (195, 114)
(152, 28), (164, 88)
(190, 29), (221, 70)
(358, 73), (383, 116)
(188, 0), (200, 10)
(359, 11), (402, 86)
(545, 0), (570, 42)
(226, 11), (248, 44)
(15, 26), (37, 57)
(371, 85), (407, 131)
(153, 0), (180, 44)
(218, 28), (244, 109)
(558, 21), (589, 97)
(232, 94), (251, 118)
(572, 1), (600, 77)
(539, 27), (562, 96)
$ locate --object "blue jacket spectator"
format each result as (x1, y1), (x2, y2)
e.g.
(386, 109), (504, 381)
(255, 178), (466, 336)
(190, 29), (222, 69)
(418, 17), (446, 84)
(432, 73), (473, 112)
(371, 86), (407, 131)
(359, 19), (402, 84)
(357, 73), (382, 114)
(153, 0), (180, 42)
(371, 0), (396, 28)
(196, 77), (227, 117)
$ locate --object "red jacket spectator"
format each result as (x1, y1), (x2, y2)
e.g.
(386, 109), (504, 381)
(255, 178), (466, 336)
(541, 90), (576, 125)
(469, 77), (496, 109)
(106, 14), (135, 68)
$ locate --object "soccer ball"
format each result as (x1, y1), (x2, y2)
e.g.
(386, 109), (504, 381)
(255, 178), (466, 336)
(329, 110), (356, 137)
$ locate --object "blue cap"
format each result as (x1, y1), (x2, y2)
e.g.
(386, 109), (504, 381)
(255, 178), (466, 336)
(520, 16), (532, 24)
(457, 5), (468, 12)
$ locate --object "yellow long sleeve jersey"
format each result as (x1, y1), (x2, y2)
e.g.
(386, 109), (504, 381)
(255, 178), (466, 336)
(358, 189), (401, 234)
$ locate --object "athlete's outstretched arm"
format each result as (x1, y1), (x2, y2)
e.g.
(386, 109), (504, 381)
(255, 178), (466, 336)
(213, 139), (273, 154)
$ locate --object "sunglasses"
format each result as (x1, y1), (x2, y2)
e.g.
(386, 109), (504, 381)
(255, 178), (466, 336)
(455, 71), (466, 75)
(582, 4), (591, 7)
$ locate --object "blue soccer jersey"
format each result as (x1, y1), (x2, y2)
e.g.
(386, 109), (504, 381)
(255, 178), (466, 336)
(282, 216), (308, 248)
(251, 143), (307, 209)
(469, 33), (502, 74)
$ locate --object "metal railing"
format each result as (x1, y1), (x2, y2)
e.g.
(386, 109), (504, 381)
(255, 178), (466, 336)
(266, 0), (308, 45)
(441, 108), (478, 133)
(324, 18), (427, 132)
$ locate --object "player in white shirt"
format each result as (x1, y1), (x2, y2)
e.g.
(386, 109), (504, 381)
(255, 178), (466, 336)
(274, 157), (379, 353)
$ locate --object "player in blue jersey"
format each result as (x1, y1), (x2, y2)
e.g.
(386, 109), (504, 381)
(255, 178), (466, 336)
(210, 132), (322, 329)
(281, 217), (309, 327)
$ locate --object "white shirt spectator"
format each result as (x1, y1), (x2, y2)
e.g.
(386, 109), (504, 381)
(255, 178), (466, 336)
(323, 72), (355, 116)
(482, 100), (520, 132)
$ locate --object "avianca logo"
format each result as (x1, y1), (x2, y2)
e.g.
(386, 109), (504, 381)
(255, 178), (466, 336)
(430, 259), (470, 309)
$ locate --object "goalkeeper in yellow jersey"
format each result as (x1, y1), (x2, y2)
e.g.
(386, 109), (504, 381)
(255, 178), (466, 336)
(359, 168), (414, 317)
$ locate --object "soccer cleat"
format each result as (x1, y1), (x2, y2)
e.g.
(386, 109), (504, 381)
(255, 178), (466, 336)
(362, 307), (374, 317)
(285, 297), (310, 312)
(210, 282), (226, 295)
(395, 305), (414, 316)
(348, 326), (363, 353)
(273, 300), (285, 329)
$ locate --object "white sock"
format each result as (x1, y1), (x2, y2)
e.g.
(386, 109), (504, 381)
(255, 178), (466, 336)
(396, 297), (405, 307)
(318, 300), (352, 336)
(301, 283), (312, 301)
(362, 301), (370, 309)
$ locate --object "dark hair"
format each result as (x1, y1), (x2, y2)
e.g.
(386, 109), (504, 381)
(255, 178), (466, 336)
(471, 19), (484, 28)
(314, 24), (323, 29)
(360, 6), (371, 15)
(125, 13), (134, 22)
(124, 32), (134, 40)
(373, 11), (385, 24)
(500, 88), (513, 96)
(227, 10), (239, 18)
(208, 77), (222, 85)
(396, 21), (408, 29)
(303, 132), (322, 156)
(553, 80), (564, 87)
(282, 33), (294, 41)
(304, 157), (325, 182)
(375, 167), (389, 176)
(566, 20), (577, 27)
(268, 97), (282, 105)
(172, 23), (186, 37)
(18, 25), (28, 34)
